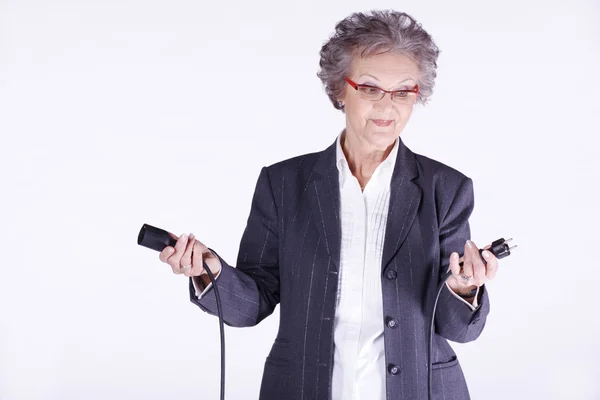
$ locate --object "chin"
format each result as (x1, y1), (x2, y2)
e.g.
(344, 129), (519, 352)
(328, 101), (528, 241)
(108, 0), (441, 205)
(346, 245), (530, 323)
(367, 130), (398, 148)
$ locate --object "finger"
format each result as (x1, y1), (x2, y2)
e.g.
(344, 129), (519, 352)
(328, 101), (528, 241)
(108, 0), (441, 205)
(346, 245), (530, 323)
(461, 240), (474, 283)
(159, 246), (175, 263)
(448, 252), (466, 287)
(191, 240), (213, 276)
(181, 233), (196, 277)
(168, 233), (189, 274)
(473, 260), (487, 287)
(448, 252), (461, 276)
(468, 241), (487, 286)
(190, 241), (206, 277)
(482, 249), (499, 280)
(159, 232), (179, 263)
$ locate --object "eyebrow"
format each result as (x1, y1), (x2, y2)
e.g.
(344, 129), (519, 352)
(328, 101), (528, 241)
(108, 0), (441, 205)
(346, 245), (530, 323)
(359, 74), (416, 85)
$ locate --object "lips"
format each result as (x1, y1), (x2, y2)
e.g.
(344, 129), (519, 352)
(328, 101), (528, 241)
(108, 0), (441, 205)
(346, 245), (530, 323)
(372, 119), (393, 127)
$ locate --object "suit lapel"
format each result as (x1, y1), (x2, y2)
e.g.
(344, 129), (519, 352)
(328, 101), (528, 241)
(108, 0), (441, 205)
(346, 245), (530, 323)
(309, 139), (341, 272)
(381, 138), (423, 271)
(308, 136), (423, 273)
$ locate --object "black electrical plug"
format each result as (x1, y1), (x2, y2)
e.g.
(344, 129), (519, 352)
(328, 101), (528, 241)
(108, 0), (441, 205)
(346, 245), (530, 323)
(137, 223), (178, 252)
(486, 237), (516, 259)
(457, 237), (517, 268)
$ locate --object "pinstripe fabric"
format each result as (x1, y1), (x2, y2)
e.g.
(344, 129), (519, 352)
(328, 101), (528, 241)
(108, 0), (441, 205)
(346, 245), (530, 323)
(190, 135), (490, 400)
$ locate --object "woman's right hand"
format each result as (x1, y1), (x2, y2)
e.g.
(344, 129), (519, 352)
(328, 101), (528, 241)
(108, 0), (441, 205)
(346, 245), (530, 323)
(159, 232), (221, 279)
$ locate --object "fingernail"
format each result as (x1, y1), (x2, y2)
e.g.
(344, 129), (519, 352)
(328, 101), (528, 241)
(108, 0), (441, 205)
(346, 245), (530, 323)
(482, 250), (490, 259)
(181, 234), (187, 240)
(466, 240), (472, 248)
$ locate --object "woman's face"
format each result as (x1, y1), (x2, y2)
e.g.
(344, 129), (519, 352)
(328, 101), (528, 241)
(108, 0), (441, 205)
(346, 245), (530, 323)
(340, 51), (420, 152)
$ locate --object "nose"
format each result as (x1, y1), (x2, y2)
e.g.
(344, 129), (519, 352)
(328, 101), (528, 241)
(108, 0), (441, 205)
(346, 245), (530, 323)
(374, 92), (394, 110)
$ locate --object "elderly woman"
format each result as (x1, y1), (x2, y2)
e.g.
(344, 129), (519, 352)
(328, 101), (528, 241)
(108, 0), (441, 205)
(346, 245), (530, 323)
(159, 9), (498, 400)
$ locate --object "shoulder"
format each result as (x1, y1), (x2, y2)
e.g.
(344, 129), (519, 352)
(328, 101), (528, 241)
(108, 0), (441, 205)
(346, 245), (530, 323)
(412, 149), (471, 189)
(410, 147), (474, 212)
(409, 149), (475, 225)
(262, 148), (327, 183)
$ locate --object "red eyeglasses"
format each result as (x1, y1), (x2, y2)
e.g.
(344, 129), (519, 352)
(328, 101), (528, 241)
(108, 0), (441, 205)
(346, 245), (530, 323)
(344, 77), (419, 104)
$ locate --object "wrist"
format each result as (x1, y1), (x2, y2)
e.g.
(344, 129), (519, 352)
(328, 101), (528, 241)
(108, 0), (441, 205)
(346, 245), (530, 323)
(199, 274), (211, 288)
(449, 283), (478, 298)
(202, 249), (222, 276)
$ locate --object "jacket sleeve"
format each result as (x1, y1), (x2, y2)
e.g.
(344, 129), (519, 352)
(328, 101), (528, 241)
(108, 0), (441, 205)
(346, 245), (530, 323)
(189, 166), (280, 327)
(434, 176), (490, 343)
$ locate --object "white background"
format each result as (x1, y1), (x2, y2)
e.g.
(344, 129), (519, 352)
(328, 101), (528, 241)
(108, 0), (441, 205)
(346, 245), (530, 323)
(1, 0), (599, 399)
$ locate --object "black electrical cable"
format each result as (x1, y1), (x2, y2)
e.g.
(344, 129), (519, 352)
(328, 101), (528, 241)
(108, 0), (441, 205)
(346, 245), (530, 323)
(137, 224), (226, 400)
(427, 238), (516, 400)
(202, 260), (225, 400)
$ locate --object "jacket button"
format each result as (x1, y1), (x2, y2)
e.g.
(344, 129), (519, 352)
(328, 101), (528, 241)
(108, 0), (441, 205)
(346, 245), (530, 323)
(386, 317), (398, 329)
(388, 364), (401, 375)
(386, 270), (397, 280)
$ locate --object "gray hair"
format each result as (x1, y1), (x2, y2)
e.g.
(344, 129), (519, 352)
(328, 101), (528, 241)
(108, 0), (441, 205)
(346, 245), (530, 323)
(317, 10), (441, 110)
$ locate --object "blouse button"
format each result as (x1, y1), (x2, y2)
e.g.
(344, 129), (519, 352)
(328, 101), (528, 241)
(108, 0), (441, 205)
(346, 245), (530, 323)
(386, 270), (397, 280)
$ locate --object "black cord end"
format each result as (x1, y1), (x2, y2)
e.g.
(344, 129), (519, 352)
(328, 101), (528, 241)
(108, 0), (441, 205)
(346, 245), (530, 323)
(489, 237), (517, 260)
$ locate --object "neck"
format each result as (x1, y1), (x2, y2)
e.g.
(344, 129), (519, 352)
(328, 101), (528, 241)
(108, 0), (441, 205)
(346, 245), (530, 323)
(341, 130), (395, 181)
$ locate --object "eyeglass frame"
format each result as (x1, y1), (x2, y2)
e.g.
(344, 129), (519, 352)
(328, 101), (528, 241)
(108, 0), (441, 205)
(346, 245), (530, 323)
(343, 77), (419, 103)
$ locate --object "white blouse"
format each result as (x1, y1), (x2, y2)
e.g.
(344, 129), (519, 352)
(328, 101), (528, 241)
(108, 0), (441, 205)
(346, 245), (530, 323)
(331, 131), (396, 400)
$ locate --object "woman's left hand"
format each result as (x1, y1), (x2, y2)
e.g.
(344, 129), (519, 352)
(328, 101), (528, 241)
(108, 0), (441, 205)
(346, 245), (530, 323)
(446, 240), (499, 297)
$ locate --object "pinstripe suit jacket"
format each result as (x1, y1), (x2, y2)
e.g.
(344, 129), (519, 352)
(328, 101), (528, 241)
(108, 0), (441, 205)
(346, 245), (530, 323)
(190, 136), (490, 400)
